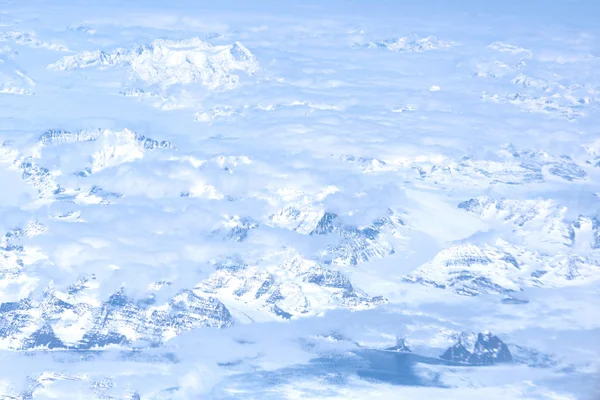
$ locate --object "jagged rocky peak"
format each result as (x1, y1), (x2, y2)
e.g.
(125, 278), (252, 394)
(385, 337), (411, 352)
(441, 332), (512, 365)
(310, 208), (405, 237)
(17, 156), (57, 196)
(167, 289), (234, 329)
(440, 342), (472, 363)
(470, 332), (513, 365)
(303, 267), (353, 290)
(0, 285), (235, 351)
(198, 248), (385, 320)
(21, 323), (66, 350)
(32, 128), (175, 184)
(66, 275), (94, 295)
(223, 215), (259, 242)
(310, 212), (341, 235)
(85, 288), (234, 347)
(229, 41), (255, 62)
(458, 195), (560, 225)
(497, 144), (587, 181)
(305, 209), (401, 266)
(2, 220), (47, 245)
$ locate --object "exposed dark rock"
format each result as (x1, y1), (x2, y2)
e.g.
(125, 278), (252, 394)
(440, 332), (512, 365)
(501, 297), (529, 305)
(457, 198), (481, 212)
(469, 333), (513, 365)
(303, 269), (353, 290)
(272, 306), (292, 319)
(227, 218), (258, 242)
(21, 324), (66, 350)
(501, 254), (520, 269)
(0, 299), (33, 339)
(440, 342), (472, 363)
(255, 276), (275, 299)
(77, 331), (129, 349)
(548, 162), (586, 181)
(385, 338), (411, 352)
(74, 167), (92, 177)
(311, 212), (340, 235)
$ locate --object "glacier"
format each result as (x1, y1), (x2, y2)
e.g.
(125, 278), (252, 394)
(0, 0), (599, 399)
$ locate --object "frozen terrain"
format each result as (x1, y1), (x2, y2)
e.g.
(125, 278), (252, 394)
(0, 0), (599, 398)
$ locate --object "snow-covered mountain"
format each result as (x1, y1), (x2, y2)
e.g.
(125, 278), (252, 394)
(197, 248), (385, 320)
(403, 193), (600, 296)
(1, 286), (234, 350)
(0, 1), (598, 399)
(49, 38), (258, 90)
(356, 34), (454, 53)
(403, 243), (523, 296)
(440, 332), (513, 365)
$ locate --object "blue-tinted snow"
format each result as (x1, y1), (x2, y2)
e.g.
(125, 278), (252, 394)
(0, 0), (599, 398)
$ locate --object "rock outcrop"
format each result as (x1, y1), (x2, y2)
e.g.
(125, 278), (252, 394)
(440, 332), (512, 365)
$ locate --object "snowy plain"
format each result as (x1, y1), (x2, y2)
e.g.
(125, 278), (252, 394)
(0, 0), (599, 398)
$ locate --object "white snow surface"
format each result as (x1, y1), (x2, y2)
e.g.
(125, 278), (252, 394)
(0, 0), (599, 399)
(49, 38), (258, 89)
